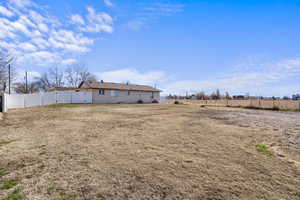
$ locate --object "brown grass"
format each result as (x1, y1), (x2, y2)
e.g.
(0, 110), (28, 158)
(167, 99), (300, 111)
(0, 104), (300, 200)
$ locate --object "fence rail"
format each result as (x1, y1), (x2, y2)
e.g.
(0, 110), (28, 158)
(3, 91), (92, 112)
(166, 99), (300, 110)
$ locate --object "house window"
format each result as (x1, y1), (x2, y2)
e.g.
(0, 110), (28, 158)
(125, 90), (130, 96)
(110, 90), (119, 97)
(99, 89), (105, 95)
(151, 92), (154, 98)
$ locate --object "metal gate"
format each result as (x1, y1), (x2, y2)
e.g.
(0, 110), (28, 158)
(0, 95), (2, 112)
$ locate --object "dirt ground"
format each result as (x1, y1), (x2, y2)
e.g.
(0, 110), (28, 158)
(0, 104), (300, 200)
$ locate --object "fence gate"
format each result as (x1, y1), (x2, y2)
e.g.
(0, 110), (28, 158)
(0, 95), (2, 112)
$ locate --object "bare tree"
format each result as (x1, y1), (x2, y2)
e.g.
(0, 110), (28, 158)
(0, 52), (15, 92)
(65, 64), (96, 88)
(14, 82), (40, 94)
(34, 66), (65, 91)
(211, 89), (221, 100)
(196, 92), (208, 100)
(49, 66), (64, 88)
(225, 91), (231, 99)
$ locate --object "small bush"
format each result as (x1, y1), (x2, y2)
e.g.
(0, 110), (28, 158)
(271, 106), (280, 111)
(3, 188), (25, 200)
(0, 180), (18, 190)
(137, 100), (144, 104)
(152, 99), (159, 103)
(0, 169), (9, 177)
(244, 105), (281, 111)
(256, 144), (272, 156)
(174, 101), (180, 104)
(244, 106), (260, 110)
(47, 185), (55, 195)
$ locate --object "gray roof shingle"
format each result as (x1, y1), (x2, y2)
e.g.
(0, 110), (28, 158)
(79, 81), (161, 92)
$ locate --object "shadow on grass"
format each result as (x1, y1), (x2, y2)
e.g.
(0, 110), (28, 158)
(45, 104), (100, 109)
(225, 105), (300, 112)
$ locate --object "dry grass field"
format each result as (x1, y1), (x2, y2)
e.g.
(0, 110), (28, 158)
(167, 99), (300, 111)
(0, 104), (300, 200)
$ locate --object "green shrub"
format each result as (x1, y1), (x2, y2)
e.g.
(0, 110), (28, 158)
(256, 144), (272, 156)
(3, 188), (25, 200)
(0, 169), (9, 177)
(0, 180), (18, 190)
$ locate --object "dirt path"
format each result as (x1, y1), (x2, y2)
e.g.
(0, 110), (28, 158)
(198, 106), (300, 163)
(0, 104), (300, 200)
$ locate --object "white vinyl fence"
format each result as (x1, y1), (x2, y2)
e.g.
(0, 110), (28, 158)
(3, 91), (92, 112)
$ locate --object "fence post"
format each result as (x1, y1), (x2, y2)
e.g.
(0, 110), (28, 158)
(23, 94), (26, 108)
(55, 91), (58, 104)
(3, 93), (6, 112)
(0, 94), (3, 112)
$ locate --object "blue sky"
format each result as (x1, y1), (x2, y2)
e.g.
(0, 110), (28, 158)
(1, 0), (300, 96)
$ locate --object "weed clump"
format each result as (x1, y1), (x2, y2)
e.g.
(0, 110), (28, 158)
(174, 101), (181, 104)
(0, 169), (9, 177)
(3, 188), (25, 200)
(0, 180), (18, 190)
(152, 99), (159, 103)
(256, 144), (272, 156)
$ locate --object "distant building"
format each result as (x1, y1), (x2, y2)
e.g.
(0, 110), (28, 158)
(292, 94), (300, 100)
(232, 95), (245, 100)
(78, 80), (161, 104)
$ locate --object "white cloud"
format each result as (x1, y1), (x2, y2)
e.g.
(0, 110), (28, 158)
(19, 42), (37, 51)
(31, 37), (49, 49)
(0, 0), (112, 67)
(162, 57), (300, 95)
(96, 68), (168, 86)
(73, 6), (113, 33)
(127, 20), (146, 31)
(8, 0), (33, 8)
(37, 23), (49, 32)
(11, 20), (32, 36)
(17, 51), (59, 66)
(143, 2), (184, 16)
(0, 41), (17, 50)
(48, 29), (94, 53)
(61, 58), (77, 66)
(127, 2), (184, 31)
(0, 18), (17, 39)
(15, 69), (41, 83)
(103, 0), (114, 7)
(0, 5), (14, 17)
(70, 14), (85, 25)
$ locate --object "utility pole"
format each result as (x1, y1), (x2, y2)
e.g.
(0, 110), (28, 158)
(55, 66), (58, 87)
(8, 64), (11, 94)
(25, 71), (28, 93)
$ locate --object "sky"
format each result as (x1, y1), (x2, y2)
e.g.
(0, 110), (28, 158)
(1, 0), (300, 96)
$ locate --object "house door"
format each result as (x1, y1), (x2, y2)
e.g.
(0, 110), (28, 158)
(0, 95), (2, 112)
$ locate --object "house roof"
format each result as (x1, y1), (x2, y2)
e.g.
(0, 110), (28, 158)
(79, 81), (161, 92)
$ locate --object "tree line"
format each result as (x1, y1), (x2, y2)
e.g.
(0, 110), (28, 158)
(167, 89), (231, 100)
(0, 53), (97, 94)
